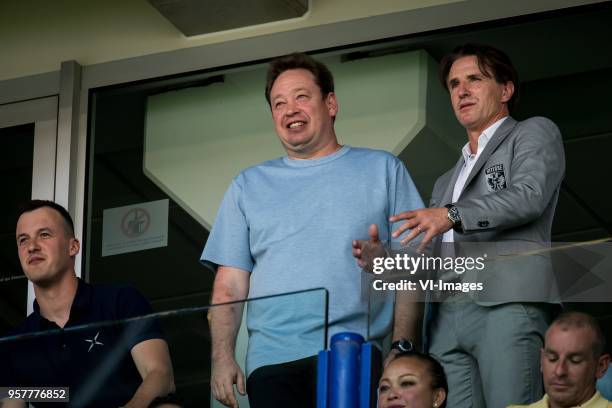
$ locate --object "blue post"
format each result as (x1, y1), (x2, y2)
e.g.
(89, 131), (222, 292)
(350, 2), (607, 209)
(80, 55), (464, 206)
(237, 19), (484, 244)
(317, 349), (330, 408)
(329, 332), (364, 408)
(317, 332), (380, 408)
(359, 343), (374, 408)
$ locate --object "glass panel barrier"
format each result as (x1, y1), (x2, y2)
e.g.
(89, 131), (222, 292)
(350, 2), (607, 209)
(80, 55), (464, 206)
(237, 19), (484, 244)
(367, 240), (612, 354)
(0, 288), (328, 408)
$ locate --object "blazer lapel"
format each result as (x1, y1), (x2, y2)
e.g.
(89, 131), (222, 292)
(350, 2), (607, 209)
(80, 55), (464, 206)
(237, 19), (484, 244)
(460, 117), (518, 195)
(441, 156), (465, 205)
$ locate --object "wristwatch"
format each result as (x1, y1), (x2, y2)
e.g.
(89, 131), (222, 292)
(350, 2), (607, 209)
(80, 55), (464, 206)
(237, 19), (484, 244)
(391, 338), (415, 353)
(445, 204), (463, 232)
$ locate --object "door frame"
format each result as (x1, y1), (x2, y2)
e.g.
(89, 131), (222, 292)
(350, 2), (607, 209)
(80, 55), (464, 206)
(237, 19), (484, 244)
(0, 96), (58, 314)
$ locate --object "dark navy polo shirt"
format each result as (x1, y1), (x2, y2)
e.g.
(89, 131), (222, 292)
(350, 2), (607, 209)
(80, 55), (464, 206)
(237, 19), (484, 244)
(0, 279), (164, 407)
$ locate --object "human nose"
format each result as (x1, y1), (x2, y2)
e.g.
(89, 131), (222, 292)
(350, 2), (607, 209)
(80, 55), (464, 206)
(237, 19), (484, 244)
(27, 237), (40, 252)
(458, 82), (470, 98)
(386, 386), (399, 401)
(285, 99), (299, 115)
(553, 359), (568, 377)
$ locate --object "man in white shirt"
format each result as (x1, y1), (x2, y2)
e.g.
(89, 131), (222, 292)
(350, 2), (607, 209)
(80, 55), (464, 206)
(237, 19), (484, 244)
(356, 43), (565, 407)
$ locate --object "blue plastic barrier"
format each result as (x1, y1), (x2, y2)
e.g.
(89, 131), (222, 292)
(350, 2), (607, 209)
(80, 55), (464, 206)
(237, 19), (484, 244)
(317, 332), (381, 408)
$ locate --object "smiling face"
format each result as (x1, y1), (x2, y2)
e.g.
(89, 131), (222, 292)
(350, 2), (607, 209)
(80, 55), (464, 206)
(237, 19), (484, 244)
(269, 68), (339, 159)
(378, 357), (445, 408)
(16, 207), (79, 288)
(541, 324), (610, 408)
(446, 55), (514, 137)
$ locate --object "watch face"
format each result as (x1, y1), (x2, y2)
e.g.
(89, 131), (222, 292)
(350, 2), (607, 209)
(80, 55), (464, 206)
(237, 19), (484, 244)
(393, 339), (414, 352)
(448, 206), (460, 224)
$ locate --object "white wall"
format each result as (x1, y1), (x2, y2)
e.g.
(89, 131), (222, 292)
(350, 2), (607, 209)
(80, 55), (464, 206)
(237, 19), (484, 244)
(0, 0), (454, 81)
(1, 0), (602, 82)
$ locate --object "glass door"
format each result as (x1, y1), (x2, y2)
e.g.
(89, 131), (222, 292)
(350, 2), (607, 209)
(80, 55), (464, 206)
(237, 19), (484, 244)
(0, 96), (58, 333)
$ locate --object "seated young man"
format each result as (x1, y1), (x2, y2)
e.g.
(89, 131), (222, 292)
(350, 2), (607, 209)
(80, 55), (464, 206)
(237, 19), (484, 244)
(0, 200), (175, 407)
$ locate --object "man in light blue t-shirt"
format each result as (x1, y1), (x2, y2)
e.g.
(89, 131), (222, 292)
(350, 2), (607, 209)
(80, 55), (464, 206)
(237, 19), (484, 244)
(202, 52), (423, 408)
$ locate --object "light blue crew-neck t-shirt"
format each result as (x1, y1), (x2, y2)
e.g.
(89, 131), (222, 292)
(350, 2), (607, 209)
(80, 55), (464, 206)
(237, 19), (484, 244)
(201, 145), (424, 376)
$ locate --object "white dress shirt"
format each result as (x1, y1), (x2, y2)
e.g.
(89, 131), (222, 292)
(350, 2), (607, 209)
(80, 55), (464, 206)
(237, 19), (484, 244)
(442, 117), (508, 243)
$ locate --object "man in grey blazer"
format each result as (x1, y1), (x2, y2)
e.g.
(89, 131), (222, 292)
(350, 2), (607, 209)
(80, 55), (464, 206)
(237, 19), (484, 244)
(384, 44), (565, 407)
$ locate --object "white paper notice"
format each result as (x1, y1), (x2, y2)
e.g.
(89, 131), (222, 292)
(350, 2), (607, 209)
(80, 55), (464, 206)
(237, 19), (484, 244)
(102, 199), (169, 257)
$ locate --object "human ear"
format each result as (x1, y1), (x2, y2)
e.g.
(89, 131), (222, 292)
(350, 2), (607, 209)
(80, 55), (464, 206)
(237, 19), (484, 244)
(596, 353), (610, 379)
(433, 388), (446, 407)
(501, 81), (515, 103)
(69, 238), (80, 257)
(326, 92), (338, 117)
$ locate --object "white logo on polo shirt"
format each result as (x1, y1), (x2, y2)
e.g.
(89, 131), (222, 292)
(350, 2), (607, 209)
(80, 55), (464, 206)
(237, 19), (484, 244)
(84, 331), (105, 352)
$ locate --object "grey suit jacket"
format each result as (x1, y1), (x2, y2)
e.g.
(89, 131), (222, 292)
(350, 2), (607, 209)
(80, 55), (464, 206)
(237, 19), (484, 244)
(429, 116), (565, 305)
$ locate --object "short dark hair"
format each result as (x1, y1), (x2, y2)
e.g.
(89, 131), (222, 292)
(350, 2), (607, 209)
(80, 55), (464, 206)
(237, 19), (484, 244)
(550, 311), (607, 357)
(393, 351), (448, 408)
(439, 43), (519, 111)
(17, 199), (75, 236)
(265, 52), (335, 106)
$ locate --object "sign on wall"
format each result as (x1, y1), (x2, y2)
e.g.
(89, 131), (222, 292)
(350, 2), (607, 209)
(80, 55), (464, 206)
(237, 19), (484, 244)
(102, 199), (169, 257)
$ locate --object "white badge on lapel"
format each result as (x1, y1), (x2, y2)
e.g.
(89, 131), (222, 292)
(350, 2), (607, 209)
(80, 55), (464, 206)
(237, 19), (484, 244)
(485, 164), (507, 192)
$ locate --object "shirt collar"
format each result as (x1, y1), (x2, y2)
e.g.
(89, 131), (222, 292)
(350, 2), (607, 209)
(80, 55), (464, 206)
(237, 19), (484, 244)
(31, 278), (93, 329)
(70, 278), (93, 312)
(461, 116), (508, 163)
(542, 391), (604, 407)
